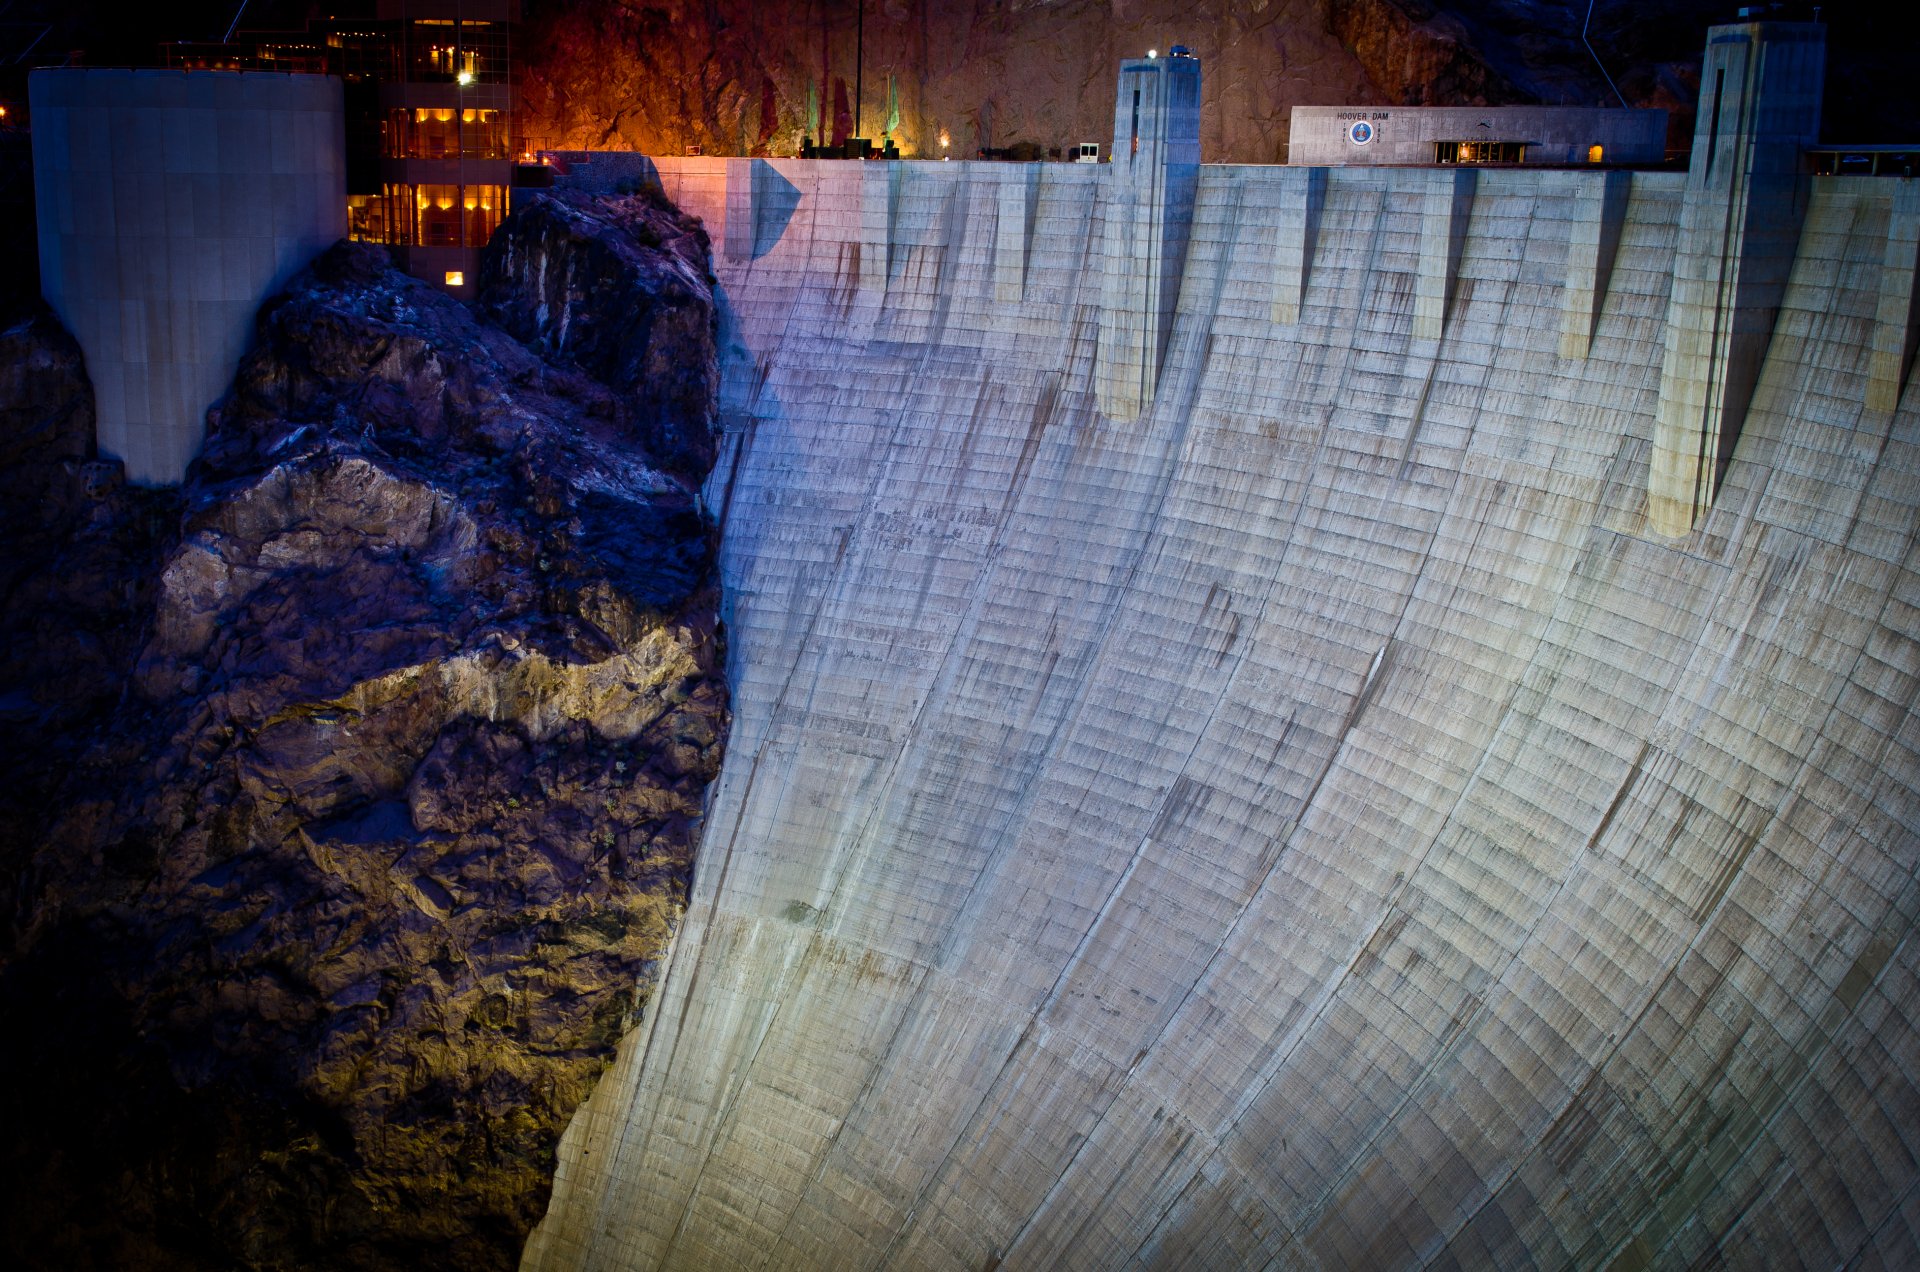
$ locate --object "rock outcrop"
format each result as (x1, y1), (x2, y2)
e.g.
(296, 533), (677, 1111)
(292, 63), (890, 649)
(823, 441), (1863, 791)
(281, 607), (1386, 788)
(0, 190), (728, 1270)
(514, 0), (1918, 165)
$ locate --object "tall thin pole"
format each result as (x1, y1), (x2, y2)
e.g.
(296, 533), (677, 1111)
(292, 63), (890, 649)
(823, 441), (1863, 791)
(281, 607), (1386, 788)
(223, 0), (252, 43)
(855, 0), (864, 139)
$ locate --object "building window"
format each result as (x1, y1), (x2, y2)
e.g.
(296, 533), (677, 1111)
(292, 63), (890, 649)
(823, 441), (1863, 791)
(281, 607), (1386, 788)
(384, 107), (509, 160)
(1588, 144), (1605, 163)
(349, 185), (510, 249)
(1436, 140), (1526, 165)
(463, 186), (507, 248)
(347, 192), (394, 244)
(407, 18), (507, 85)
(445, 271), (465, 287)
(416, 184), (464, 246)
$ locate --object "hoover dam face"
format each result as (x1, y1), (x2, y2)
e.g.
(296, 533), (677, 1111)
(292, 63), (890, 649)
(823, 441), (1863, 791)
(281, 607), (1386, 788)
(520, 141), (1920, 1268)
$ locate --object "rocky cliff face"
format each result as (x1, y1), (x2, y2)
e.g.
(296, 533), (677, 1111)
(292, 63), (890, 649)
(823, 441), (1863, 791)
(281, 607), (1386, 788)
(516, 0), (1916, 165)
(0, 190), (728, 1270)
(512, 0), (1542, 164)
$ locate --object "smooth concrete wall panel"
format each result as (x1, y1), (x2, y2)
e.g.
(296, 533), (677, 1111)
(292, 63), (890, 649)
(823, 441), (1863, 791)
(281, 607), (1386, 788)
(29, 68), (346, 485)
(523, 157), (1919, 1271)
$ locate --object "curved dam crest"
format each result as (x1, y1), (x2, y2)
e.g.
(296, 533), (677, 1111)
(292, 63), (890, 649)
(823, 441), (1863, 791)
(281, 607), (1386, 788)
(522, 153), (1920, 1268)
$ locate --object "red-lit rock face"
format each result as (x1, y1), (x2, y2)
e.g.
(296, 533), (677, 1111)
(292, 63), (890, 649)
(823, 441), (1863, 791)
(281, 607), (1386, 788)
(514, 0), (1721, 164)
(518, 0), (1381, 163)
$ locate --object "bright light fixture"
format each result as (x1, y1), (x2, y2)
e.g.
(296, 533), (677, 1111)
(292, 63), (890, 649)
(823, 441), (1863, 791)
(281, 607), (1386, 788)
(1147, 48), (1157, 58)
(456, 69), (475, 86)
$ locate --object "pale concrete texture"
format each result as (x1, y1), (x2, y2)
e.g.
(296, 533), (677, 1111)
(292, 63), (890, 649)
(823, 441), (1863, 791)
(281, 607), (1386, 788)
(1649, 22), (1824, 537)
(1097, 54), (1200, 422)
(1288, 103), (1668, 167)
(517, 141), (1920, 1269)
(29, 68), (346, 485)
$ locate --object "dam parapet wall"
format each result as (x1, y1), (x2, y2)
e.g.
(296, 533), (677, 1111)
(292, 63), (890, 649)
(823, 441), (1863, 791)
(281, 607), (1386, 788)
(522, 136), (1920, 1271)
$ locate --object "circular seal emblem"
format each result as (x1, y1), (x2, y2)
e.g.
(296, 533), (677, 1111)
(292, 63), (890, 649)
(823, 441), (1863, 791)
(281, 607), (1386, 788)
(1349, 120), (1374, 145)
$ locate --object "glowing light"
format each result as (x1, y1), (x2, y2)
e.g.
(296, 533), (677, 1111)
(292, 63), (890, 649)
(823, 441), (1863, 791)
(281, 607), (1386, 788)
(456, 69), (474, 86)
(445, 271), (464, 286)
(1147, 48), (1158, 58)
(939, 130), (950, 150)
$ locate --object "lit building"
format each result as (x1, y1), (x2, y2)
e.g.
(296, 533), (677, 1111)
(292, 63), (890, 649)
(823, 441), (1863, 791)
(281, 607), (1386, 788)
(336, 1), (519, 297)
(165, 1), (520, 297)
(1287, 104), (1669, 167)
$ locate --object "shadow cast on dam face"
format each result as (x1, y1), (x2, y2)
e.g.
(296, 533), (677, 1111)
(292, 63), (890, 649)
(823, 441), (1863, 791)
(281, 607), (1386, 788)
(750, 162), (803, 260)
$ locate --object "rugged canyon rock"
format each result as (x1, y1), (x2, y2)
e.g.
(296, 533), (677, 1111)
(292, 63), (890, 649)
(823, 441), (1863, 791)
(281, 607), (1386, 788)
(480, 187), (720, 480)
(0, 192), (727, 1270)
(517, 0), (1393, 164)
(515, 0), (1915, 166)
(511, 0), (1695, 165)
(0, 307), (176, 746)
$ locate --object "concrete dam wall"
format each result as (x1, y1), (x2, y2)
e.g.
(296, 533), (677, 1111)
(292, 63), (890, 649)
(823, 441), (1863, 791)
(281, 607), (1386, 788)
(522, 147), (1920, 1269)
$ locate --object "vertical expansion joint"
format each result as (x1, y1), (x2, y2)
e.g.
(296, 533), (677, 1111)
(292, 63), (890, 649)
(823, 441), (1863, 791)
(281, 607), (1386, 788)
(723, 158), (755, 263)
(1272, 166), (1327, 326)
(1096, 54), (1201, 423)
(1560, 169), (1632, 360)
(1868, 184), (1920, 417)
(1648, 20), (1824, 538)
(1415, 167), (1476, 343)
(1704, 68), (1726, 181)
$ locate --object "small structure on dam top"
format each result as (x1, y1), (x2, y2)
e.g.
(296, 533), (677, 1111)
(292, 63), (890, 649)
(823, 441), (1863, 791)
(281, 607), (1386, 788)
(1286, 104), (1669, 168)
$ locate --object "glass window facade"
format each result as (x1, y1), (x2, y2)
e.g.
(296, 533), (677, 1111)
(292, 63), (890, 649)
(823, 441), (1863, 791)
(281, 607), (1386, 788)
(1436, 140), (1527, 165)
(387, 106), (510, 160)
(169, 2), (518, 292)
(406, 19), (508, 85)
(349, 184), (509, 249)
(325, 5), (517, 289)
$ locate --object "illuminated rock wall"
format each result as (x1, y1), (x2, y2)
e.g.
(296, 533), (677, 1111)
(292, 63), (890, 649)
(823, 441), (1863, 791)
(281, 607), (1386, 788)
(524, 153), (1920, 1269)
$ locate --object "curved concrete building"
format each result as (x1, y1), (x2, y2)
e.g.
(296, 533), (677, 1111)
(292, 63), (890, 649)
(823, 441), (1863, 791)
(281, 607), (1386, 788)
(525, 28), (1920, 1270)
(29, 68), (345, 484)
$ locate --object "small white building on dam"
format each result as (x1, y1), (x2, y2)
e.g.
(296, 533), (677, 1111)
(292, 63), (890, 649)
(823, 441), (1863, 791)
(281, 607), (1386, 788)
(1288, 103), (1669, 167)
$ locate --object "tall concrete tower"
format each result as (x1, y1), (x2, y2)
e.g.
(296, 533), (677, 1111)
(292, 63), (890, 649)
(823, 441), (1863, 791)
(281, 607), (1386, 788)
(30, 68), (347, 485)
(1648, 19), (1824, 537)
(1095, 51), (1200, 423)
